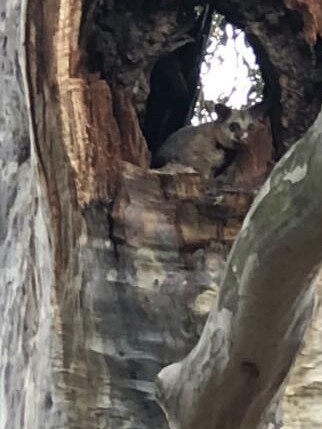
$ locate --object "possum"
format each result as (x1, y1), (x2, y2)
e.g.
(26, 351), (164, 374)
(153, 103), (264, 180)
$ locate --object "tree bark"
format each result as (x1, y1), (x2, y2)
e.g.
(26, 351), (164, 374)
(283, 277), (322, 429)
(156, 113), (322, 428)
(1, 1), (322, 429)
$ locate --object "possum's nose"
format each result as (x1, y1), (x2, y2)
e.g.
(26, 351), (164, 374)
(239, 131), (249, 144)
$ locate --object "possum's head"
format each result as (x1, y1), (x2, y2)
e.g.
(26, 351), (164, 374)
(215, 103), (265, 146)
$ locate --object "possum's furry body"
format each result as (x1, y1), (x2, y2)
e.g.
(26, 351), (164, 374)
(154, 104), (263, 179)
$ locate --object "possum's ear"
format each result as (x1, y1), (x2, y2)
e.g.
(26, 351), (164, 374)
(215, 104), (231, 121)
(249, 101), (268, 119)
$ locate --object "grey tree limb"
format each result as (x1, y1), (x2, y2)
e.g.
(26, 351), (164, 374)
(156, 110), (322, 429)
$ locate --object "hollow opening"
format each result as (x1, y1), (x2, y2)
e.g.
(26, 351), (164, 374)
(80, 2), (270, 185)
(79, 2), (287, 191)
(80, 0), (322, 179)
(142, 12), (265, 156)
(192, 16), (264, 124)
(143, 15), (269, 184)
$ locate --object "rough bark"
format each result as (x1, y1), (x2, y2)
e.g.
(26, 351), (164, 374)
(1, 1), (322, 429)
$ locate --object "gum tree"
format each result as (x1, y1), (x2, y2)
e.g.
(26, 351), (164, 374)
(1, 1), (322, 428)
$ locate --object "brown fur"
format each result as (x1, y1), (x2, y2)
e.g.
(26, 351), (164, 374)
(154, 104), (265, 180)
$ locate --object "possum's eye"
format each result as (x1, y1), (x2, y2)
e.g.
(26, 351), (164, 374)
(248, 123), (255, 132)
(229, 122), (241, 132)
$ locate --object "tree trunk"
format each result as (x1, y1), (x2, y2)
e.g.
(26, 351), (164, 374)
(1, 1), (322, 429)
(156, 117), (322, 428)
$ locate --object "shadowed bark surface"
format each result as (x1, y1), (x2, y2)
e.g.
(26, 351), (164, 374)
(83, 0), (322, 154)
(156, 111), (322, 429)
(1, 0), (322, 429)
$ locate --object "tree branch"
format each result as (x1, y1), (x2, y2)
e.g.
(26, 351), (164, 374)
(156, 110), (322, 429)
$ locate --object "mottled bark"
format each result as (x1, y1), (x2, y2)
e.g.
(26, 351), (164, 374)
(156, 113), (322, 429)
(1, 1), (322, 429)
(283, 277), (322, 429)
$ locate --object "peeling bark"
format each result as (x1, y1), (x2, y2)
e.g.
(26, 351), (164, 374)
(82, 0), (322, 154)
(285, 0), (322, 44)
(1, 0), (322, 429)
